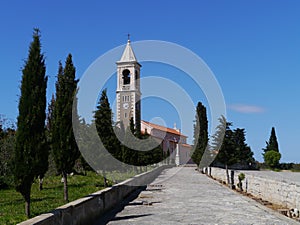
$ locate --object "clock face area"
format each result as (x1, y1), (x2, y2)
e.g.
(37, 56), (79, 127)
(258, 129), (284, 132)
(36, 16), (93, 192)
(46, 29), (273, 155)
(123, 102), (129, 109)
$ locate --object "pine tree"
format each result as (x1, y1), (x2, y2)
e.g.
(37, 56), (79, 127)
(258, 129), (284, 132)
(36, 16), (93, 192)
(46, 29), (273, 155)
(233, 128), (255, 167)
(214, 117), (238, 185)
(94, 89), (119, 158)
(191, 102), (208, 166)
(14, 28), (48, 217)
(94, 89), (120, 185)
(52, 55), (79, 202)
(263, 127), (279, 154)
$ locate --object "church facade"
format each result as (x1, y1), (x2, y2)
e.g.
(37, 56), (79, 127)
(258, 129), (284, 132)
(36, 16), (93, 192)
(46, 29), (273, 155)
(116, 39), (193, 165)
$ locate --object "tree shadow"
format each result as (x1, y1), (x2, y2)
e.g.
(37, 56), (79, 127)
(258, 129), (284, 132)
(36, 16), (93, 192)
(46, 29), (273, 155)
(31, 196), (56, 203)
(110, 213), (152, 221)
(92, 186), (149, 225)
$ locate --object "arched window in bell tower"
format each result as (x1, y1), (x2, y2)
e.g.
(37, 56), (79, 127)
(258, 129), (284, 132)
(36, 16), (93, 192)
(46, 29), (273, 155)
(122, 69), (131, 85)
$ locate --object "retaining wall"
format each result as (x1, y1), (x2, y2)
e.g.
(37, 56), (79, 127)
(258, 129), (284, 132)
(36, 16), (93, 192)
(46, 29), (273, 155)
(207, 167), (300, 209)
(18, 165), (171, 225)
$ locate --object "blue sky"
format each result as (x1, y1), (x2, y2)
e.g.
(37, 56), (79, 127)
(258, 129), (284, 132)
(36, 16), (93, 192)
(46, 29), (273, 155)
(1, 0), (300, 162)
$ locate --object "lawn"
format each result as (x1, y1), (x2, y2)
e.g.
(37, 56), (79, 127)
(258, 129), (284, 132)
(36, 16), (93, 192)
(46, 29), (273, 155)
(0, 170), (136, 225)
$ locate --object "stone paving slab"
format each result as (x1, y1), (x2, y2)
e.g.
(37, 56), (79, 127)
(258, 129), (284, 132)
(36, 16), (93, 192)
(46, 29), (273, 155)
(96, 167), (299, 225)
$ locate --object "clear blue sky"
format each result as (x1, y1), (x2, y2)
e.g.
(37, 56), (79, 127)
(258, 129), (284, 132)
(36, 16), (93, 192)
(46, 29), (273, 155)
(1, 0), (300, 162)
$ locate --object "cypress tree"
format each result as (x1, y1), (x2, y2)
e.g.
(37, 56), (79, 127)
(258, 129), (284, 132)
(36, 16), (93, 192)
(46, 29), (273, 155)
(191, 102), (208, 166)
(263, 127), (279, 154)
(14, 28), (48, 217)
(52, 54), (79, 202)
(263, 127), (280, 167)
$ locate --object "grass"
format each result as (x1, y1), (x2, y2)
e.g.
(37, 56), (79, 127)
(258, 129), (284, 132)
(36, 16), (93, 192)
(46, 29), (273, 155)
(0, 170), (137, 225)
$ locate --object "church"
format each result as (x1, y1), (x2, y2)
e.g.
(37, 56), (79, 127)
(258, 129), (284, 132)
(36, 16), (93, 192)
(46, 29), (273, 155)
(115, 38), (193, 165)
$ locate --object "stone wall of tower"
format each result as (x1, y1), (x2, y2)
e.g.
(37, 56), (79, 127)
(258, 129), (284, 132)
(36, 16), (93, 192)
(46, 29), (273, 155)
(116, 40), (141, 130)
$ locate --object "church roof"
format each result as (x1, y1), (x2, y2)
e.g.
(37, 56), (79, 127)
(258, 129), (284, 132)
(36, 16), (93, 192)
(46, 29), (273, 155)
(141, 120), (187, 137)
(119, 39), (137, 62)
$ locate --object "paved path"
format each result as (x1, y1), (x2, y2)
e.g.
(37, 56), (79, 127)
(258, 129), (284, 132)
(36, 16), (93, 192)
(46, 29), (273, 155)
(97, 167), (298, 225)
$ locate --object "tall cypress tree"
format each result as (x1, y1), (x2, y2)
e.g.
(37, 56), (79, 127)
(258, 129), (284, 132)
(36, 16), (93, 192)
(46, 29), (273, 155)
(191, 102), (208, 166)
(263, 127), (279, 154)
(52, 54), (79, 202)
(14, 28), (48, 217)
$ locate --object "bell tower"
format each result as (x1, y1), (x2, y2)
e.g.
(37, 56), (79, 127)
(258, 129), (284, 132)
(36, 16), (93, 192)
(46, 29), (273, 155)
(116, 37), (141, 130)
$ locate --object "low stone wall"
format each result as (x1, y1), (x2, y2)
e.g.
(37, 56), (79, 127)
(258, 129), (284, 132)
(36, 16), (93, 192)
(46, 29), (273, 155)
(18, 165), (171, 225)
(207, 167), (300, 209)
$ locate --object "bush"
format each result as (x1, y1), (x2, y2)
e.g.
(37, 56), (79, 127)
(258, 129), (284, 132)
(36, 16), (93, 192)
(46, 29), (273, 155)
(238, 173), (245, 181)
(292, 163), (300, 172)
(264, 150), (281, 169)
(237, 173), (245, 191)
(279, 162), (294, 170)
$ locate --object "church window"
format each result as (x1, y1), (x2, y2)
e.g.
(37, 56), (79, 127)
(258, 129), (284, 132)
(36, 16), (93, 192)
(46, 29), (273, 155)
(124, 112), (127, 118)
(122, 69), (131, 85)
(122, 95), (130, 102)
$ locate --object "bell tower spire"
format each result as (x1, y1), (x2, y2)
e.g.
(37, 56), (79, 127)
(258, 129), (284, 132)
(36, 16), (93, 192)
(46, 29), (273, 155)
(116, 37), (141, 130)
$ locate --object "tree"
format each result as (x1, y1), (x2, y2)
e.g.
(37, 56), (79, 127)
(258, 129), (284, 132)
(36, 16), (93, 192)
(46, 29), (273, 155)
(94, 89), (120, 159)
(233, 128), (255, 167)
(263, 127), (280, 168)
(0, 119), (15, 189)
(209, 116), (227, 167)
(264, 150), (281, 169)
(52, 55), (80, 202)
(263, 127), (279, 154)
(214, 116), (238, 185)
(191, 102), (208, 166)
(94, 89), (119, 185)
(14, 28), (48, 217)
(122, 117), (138, 167)
(46, 95), (58, 176)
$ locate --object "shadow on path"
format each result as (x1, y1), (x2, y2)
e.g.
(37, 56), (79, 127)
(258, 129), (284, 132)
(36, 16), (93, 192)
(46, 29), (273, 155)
(93, 186), (152, 225)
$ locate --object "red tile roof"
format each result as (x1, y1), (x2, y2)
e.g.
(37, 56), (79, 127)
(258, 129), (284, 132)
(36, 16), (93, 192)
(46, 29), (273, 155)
(181, 143), (192, 148)
(141, 120), (187, 137)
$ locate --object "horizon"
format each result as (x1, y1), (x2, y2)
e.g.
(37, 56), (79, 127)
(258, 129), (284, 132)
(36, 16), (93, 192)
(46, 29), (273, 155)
(1, 1), (300, 163)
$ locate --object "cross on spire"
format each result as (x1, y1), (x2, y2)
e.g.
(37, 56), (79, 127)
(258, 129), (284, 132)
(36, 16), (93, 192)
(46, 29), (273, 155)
(119, 34), (137, 62)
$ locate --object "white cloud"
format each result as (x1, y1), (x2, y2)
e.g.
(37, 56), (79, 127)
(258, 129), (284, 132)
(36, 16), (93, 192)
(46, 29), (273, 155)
(228, 104), (266, 114)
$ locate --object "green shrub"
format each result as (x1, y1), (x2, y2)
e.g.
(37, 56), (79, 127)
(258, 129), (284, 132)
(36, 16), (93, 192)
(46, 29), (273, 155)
(264, 150), (281, 169)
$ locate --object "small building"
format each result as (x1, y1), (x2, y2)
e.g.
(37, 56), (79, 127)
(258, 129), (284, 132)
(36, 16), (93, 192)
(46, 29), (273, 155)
(141, 120), (193, 165)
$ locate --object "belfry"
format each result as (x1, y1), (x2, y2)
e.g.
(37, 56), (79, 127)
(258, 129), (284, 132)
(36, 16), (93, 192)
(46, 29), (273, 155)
(116, 37), (141, 130)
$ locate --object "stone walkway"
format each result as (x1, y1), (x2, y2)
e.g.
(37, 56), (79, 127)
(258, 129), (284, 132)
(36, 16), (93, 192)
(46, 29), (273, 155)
(96, 167), (299, 225)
